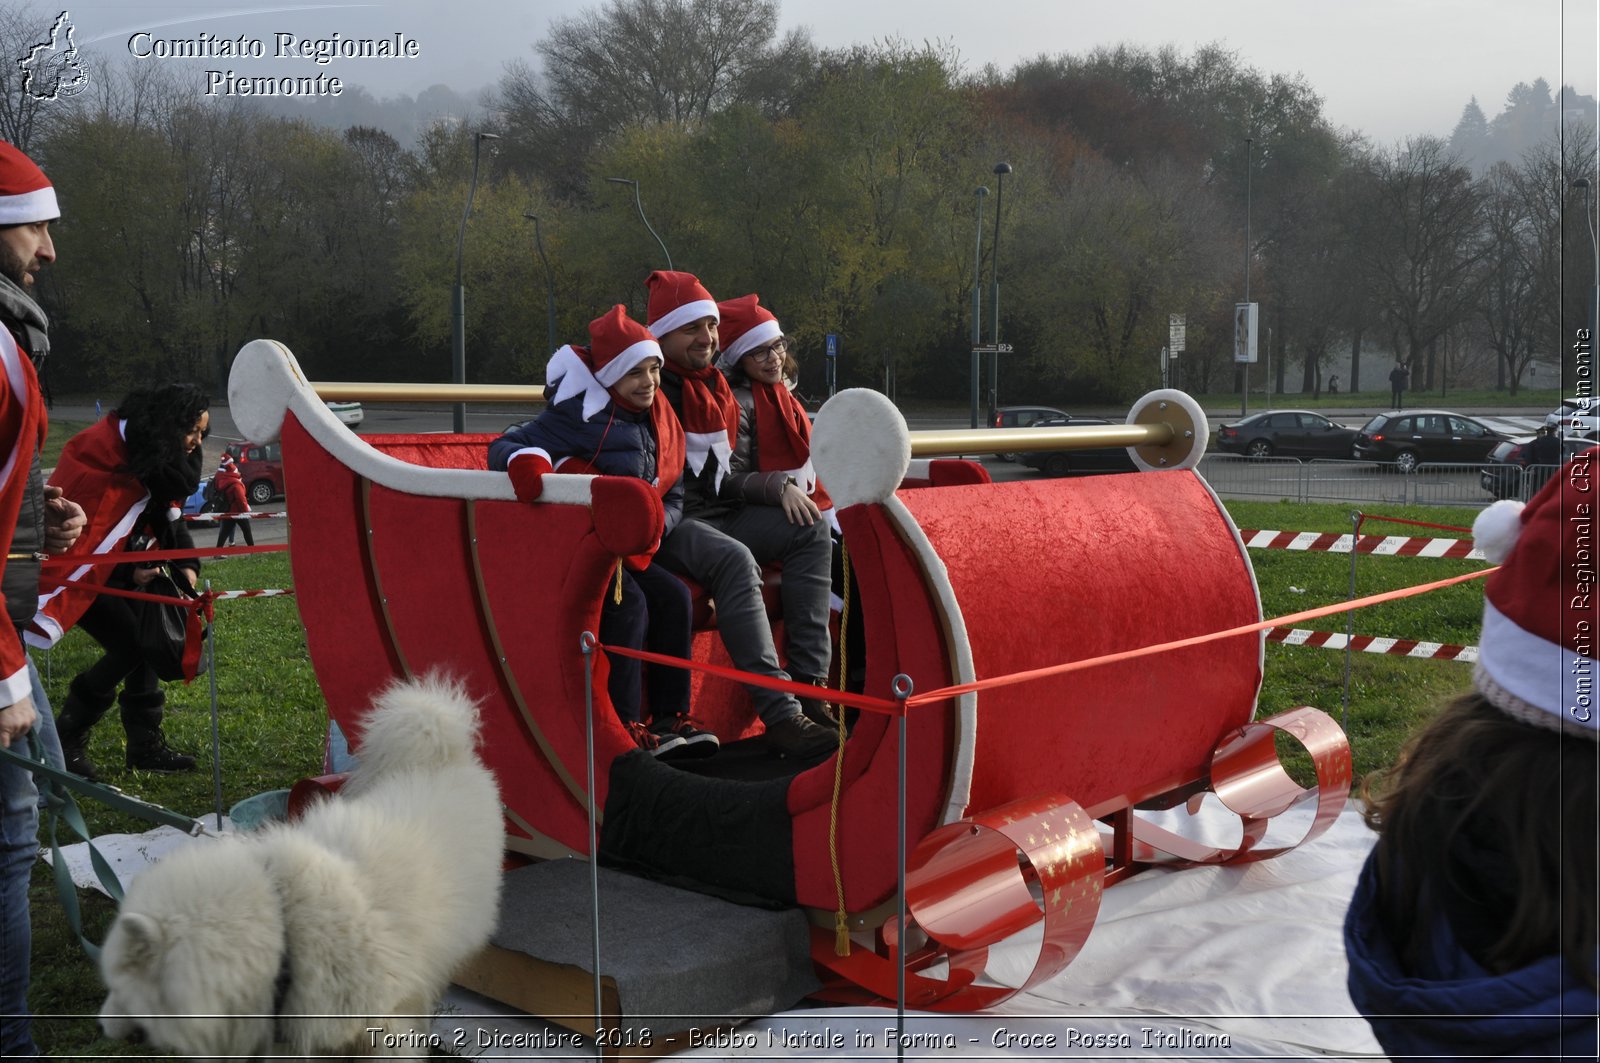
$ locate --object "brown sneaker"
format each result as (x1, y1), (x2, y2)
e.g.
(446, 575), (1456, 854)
(763, 711), (840, 759)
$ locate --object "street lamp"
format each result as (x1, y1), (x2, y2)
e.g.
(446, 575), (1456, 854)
(524, 213), (557, 358)
(605, 177), (672, 270)
(1241, 136), (1252, 420)
(1576, 178), (1599, 352)
(452, 131), (500, 433)
(989, 162), (1012, 419)
(971, 185), (988, 428)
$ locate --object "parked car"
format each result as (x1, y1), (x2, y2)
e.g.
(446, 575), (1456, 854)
(1480, 435), (1590, 499)
(991, 405), (1069, 461)
(225, 441), (284, 505)
(1019, 416), (1139, 477)
(1352, 411), (1511, 473)
(1543, 398), (1599, 440)
(326, 400), (365, 428)
(1214, 410), (1359, 459)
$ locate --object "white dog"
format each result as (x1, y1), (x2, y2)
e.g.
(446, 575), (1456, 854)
(98, 674), (505, 1060)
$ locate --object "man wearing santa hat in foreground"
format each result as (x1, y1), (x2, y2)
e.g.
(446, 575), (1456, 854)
(643, 270), (835, 760)
(0, 138), (86, 1059)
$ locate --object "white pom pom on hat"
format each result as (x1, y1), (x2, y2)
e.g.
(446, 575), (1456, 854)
(1470, 499), (1524, 565)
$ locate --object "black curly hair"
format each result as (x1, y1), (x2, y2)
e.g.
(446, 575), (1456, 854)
(115, 382), (210, 502)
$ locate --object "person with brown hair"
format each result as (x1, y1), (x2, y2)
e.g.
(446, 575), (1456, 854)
(1344, 453), (1598, 1060)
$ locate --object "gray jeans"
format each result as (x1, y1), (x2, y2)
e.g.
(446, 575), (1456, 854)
(656, 510), (832, 722)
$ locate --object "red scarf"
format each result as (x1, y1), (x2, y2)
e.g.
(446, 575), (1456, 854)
(751, 380), (834, 511)
(660, 361), (739, 489)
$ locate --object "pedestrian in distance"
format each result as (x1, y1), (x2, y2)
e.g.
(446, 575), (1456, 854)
(1388, 363), (1409, 410)
(211, 453), (254, 549)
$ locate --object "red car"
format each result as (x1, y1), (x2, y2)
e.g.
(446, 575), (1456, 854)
(224, 441), (284, 505)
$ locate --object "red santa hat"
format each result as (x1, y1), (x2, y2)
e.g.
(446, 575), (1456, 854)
(545, 305), (662, 420)
(0, 141), (59, 225)
(1470, 446), (1600, 739)
(645, 270), (718, 338)
(716, 294), (783, 369)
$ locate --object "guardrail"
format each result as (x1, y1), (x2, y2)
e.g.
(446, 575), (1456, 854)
(1195, 455), (1560, 507)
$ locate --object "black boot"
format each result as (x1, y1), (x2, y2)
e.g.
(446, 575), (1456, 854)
(119, 690), (196, 773)
(56, 677), (116, 782)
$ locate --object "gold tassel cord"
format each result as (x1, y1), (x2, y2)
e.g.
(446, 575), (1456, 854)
(613, 560), (624, 605)
(830, 542), (852, 956)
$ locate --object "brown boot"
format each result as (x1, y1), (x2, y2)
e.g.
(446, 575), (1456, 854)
(763, 710), (839, 759)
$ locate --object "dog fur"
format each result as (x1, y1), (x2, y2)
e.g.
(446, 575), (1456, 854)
(98, 674), (505, 1059)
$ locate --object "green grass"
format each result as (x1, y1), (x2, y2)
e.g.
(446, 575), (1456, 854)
(40, 419), (91, 469)
(21, 500), (1494, 1056)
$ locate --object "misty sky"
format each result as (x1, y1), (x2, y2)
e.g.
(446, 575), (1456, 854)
(43, 0), (1600, 144)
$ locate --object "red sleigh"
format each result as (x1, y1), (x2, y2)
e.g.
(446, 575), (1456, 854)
(229, 339), (1349, 1011)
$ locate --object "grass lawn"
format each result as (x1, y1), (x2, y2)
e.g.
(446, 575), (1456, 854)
(21, 499), (1493, 1056)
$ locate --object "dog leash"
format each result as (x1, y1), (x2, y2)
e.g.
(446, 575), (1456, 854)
(0, 733), (208, 960)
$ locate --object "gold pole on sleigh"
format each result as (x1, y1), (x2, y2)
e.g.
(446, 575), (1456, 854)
(309, 382), (1203, 464)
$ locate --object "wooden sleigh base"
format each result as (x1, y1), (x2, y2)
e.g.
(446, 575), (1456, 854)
(454, 860), (819, 1059)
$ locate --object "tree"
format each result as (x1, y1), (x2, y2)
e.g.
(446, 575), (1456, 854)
(1359, 137), (1487, 389)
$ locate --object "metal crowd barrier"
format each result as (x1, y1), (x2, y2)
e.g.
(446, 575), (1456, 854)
(1195, 456), (1561, 507)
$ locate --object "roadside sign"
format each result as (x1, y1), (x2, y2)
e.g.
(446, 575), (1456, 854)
(1233, 303), (1258, 364)
(1169, 313), (1186, 354)
(973, 343), (1014, 354)
(825, 333), (838, 359)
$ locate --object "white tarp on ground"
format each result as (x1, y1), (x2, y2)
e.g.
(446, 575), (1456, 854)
(56, 796), (1385, 1060)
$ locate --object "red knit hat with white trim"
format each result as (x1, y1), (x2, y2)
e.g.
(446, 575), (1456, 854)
(645, 270), (718, 338)
(0, 141), (59, 225)
(716, 294), (782, 369)
(1470, 445), (1600, 739)
(586, 304), (661, 386)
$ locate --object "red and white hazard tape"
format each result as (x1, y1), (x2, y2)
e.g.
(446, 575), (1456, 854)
(209, 588), (294, 600)
(1266, 626), (1476, 661)
(181, 510), (285, 522)
(1241, 529), (1482, 560)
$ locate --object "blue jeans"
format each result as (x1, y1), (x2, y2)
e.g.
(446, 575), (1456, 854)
(0, 658), (62, 1058)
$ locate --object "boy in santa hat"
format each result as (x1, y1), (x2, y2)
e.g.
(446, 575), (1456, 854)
(642, 271), (836, 759)
(0, 138), (86, 1060)
(489, 306), (709, 757)
(1345, 450), (1598, 1060)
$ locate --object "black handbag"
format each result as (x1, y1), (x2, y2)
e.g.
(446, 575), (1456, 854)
(135, 567), (202, 682)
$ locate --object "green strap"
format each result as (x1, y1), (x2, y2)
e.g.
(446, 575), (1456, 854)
(0, 736), (205, 960)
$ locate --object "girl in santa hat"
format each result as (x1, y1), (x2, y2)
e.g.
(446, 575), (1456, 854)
(31, 384), (210, 779)
(716, 294), (845, 723)
(1344, 456), (1598, 1061)
(488, 306), (710, 758)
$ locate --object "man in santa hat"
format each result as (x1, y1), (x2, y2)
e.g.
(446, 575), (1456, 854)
(643, 270), (835, 760)
(0, 139), (85, 1059)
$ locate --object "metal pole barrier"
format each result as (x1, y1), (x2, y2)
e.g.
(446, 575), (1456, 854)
(580, 630), (603, 1060)
(205, 580), (223, 831)
(891, 672), (913, 1063)
(1342, 513), (1359, 731)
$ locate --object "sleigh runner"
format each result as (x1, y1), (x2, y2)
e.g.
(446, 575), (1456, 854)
(229, 339), (1350, 1018)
